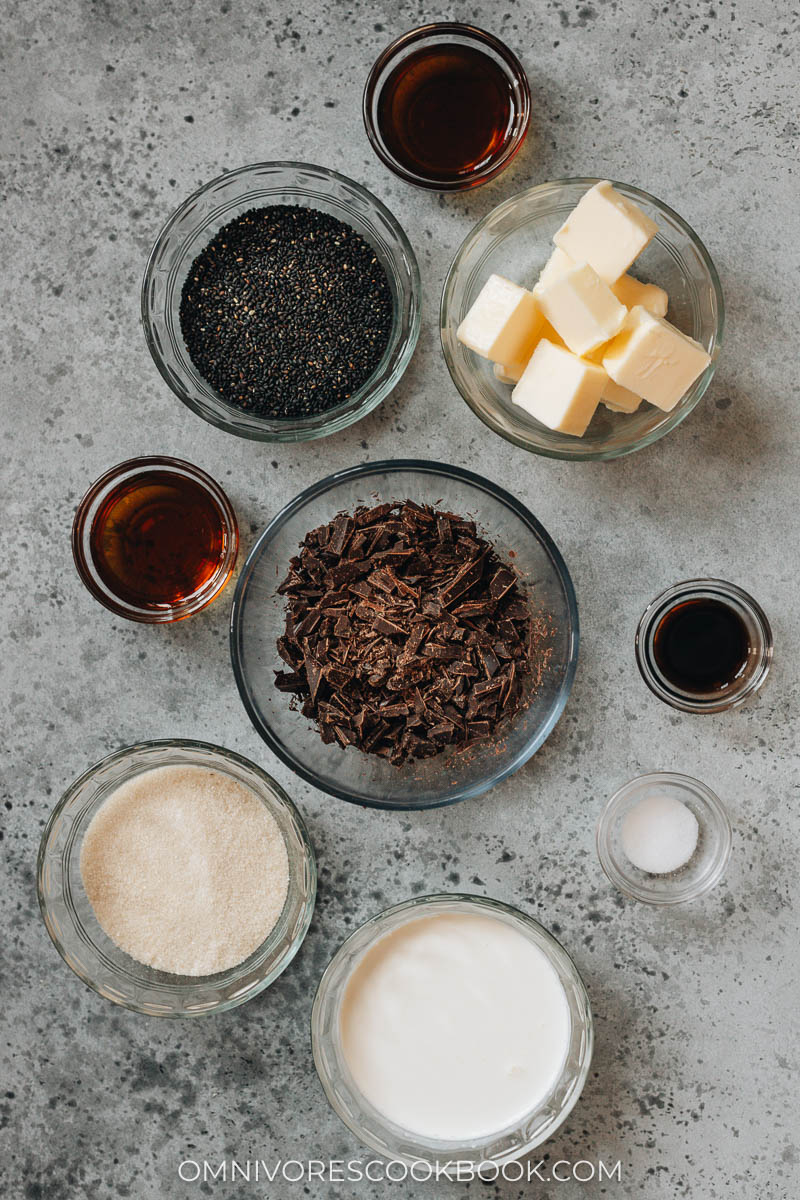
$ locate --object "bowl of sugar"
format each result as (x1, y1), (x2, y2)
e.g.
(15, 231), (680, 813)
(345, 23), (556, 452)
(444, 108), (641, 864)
(596, 771), (732, 905)
(37, 740), (316, 1016)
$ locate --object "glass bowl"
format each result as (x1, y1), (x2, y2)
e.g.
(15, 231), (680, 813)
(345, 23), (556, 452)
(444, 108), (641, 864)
(635, 578), (773, 713)
(441, 178), (724, 460)
(596, 772), (732, 906)
(71, 455), (239, 623)
(37, 740), (317, 1016)
(142, 161), (421, 442)
(311, 894), (593, 1169)
(230, 460), (578, 810)
(362, 23), (531, 191)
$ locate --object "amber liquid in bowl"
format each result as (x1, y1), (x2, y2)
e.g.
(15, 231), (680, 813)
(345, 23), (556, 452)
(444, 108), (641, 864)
(90, 470), (228, 608)
(376, 43), (514, 182)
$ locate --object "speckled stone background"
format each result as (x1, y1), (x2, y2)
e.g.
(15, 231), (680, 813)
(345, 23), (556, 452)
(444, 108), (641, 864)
(3, 0), (798, 1196)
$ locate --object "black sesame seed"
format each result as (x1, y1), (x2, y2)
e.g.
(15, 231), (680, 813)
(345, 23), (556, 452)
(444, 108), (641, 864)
(179, 204), (394, 420)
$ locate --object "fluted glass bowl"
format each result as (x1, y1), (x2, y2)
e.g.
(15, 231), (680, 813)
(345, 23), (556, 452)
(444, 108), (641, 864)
(311, 894), (593, 1169)
(441, 178), (724, 460)
(230, 460), (578, 809)
(37, 740), (317, 1016)
(142, 161), (420, 442)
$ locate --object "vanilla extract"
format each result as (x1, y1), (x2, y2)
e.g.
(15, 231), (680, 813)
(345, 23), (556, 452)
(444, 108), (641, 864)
(652, 597), (750, 695)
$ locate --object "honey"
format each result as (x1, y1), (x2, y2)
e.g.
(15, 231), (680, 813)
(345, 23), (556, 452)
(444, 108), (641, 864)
(375, 42), (517, 183)
(88, 468), (230, 610)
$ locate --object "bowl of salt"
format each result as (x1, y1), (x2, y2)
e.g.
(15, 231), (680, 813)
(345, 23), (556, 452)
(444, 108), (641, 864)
(596, 772), (732, 906)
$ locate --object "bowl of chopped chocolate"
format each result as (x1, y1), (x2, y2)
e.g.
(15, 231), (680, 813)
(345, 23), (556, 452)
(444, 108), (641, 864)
(230, 460), (578, 809)
(142, 162), (420, 442)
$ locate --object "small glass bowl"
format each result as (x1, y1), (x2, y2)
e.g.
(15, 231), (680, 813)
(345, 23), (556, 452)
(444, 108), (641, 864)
(635, 579), (773, 713)
(441, 178), (724, 460)
(362, 23), (531, 190)
(72, 455), (239, 623)
(37, 740), (317, 1016)
(596, 772), (732, 906)
(229, 459), (579, 810)
(311, 894), (593, 1169)
(142, 161), (421, 442)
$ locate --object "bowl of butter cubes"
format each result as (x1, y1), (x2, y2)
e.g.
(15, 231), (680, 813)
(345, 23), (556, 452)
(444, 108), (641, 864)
(440, 178), (724, 460)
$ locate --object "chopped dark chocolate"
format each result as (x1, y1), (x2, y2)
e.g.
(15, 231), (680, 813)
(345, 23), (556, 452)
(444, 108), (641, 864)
(274, 499), (537, 765)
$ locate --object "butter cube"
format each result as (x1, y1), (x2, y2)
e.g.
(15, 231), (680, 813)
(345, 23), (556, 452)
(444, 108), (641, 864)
(535, 262), (627, 357)
(537, 319), (567, 351)
(610, 274), (668, 317)
(601, 377), (643, 413)
(536, 246), (574, 289)
(554, 181), (659, 283)
(457, 274), (544, 365)
(512, 340), (606, 437)
(537, 244), (668, 318)
(493, 319), (567, 384)
(540, 247), (668, 318)
(602, 306), (711, 411)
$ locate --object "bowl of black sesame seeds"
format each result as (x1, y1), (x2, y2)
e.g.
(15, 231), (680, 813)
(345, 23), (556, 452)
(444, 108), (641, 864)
(142, 162), (421, 441)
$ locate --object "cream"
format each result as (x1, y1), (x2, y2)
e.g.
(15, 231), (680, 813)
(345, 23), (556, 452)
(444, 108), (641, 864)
(339, 911), (571, 1141)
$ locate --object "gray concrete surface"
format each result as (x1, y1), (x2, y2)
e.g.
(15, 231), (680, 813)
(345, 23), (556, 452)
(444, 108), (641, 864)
(2, 0), (798, 1196)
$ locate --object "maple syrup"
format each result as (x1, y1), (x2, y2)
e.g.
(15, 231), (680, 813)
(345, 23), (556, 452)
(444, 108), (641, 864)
(74, 458), (238, 620)
(365, 27), (530, 188)
(90, 470), (228, 608)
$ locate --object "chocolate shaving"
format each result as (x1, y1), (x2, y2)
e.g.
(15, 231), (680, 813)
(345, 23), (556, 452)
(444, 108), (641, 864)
(329, 514), (354, 557)
(274, 500), (536, 765)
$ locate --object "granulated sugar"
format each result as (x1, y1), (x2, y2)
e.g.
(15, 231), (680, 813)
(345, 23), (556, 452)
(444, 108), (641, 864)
(80, 764), (289, 976)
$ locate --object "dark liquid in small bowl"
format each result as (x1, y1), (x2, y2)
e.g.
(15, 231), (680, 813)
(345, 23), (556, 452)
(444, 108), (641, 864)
(376, 43), (514, 182)
(652, 598), (750, 695)
(89, 470), (228, 609)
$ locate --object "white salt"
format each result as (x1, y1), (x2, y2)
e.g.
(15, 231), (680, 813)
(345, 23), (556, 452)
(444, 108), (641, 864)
(620, 793), (699, 875)
(80, 764), (289, 976)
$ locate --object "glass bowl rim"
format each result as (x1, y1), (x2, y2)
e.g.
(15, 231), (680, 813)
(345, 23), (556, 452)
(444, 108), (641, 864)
(596, 770), (733, 906)
(634, 577), (773, 712)
(310, 891), (594, 1167)
(440, 176), (726, 461)
(71, 454), (239, 623)
(362, 22), (532, 192)
(36, 737), (318, 1016)
(140, 160), (422, 443)
(229, 457), (580, 810)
